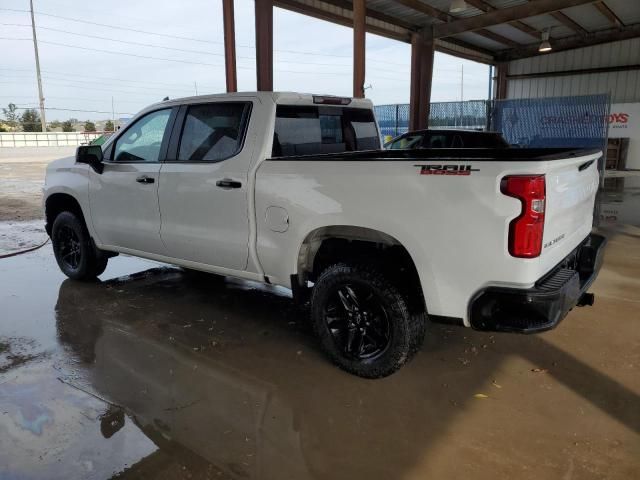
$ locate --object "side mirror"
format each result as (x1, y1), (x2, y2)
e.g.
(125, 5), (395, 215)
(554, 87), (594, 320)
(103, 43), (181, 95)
(76, 145), (104, 174)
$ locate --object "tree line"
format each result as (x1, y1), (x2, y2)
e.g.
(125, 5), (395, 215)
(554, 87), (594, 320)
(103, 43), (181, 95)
(0, 103), (114, 133)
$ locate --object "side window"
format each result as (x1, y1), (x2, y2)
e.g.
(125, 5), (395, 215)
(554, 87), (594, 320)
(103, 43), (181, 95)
(272, 105), (380, 157)
(451, 135), (464, 148)
(389, 134), (422, 150)
(428, 135), (448, 148)
(178, 103), (250, 162)
(113, 109), (171, 162)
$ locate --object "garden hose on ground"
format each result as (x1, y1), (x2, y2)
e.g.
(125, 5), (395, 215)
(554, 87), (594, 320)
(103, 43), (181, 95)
(0, 238), (50, 259)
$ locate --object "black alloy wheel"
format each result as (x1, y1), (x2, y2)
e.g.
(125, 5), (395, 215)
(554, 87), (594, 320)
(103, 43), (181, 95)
(56, 224), (82, 271)
(324, 283), (391, 360)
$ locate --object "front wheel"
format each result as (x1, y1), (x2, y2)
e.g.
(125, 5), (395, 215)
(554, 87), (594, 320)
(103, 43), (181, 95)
(52, 211), (108, 281)
(310, 263), (426, 378)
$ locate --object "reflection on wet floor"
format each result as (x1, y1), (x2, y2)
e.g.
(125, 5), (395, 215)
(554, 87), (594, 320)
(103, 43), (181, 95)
(1, 194), (639, 479)
(600, 175), (640, 227)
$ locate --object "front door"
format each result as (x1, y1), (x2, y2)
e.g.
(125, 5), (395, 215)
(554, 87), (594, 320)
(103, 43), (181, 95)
(158, 101), (254, 270)
(89, 108), (174, 254)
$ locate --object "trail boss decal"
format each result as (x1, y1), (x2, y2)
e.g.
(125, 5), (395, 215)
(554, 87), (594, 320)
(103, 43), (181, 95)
(415, 164), (480, 176)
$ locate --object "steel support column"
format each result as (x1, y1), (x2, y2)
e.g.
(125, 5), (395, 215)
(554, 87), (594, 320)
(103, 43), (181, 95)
(495, 61), (508, 99)
(353, 0), (366, 98)
(255, 0), (273, 91)
(223, 0), (238, 93)
(409, 32), (434, 131)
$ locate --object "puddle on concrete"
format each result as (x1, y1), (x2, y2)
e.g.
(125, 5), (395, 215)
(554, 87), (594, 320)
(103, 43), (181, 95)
(600, 175), (640, 227)
(0, 179), (639, 479)
(0, 220), (48, 256)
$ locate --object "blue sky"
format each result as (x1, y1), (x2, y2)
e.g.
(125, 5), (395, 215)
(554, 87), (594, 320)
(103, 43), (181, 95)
(1, 0), (490, 121)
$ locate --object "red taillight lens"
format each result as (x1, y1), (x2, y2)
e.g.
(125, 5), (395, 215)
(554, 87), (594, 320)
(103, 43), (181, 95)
(501, 175), (546, 258)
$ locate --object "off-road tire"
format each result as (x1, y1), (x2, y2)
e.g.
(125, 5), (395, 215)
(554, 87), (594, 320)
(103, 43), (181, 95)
(311, 263), (426, 378)
(52, 211), (108, 280)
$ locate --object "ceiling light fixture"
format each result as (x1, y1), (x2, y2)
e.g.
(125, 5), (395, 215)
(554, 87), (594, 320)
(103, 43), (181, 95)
(539, 30), (552, 52)
(450, 0), (467, 13)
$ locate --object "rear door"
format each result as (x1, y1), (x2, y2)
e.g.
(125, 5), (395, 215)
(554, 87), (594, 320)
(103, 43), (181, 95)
(89, 107), (175, 254)
(158, 101), (254, 270)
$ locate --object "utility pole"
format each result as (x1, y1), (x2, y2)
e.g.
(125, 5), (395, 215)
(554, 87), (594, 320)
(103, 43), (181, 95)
(111, 96), (115, 132)
(194, 81), (198, 96)
(459, 64), (464, 126)
(29, 0), (46, 132)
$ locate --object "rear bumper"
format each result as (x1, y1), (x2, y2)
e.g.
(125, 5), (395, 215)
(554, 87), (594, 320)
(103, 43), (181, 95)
(469, 233), (607, 333)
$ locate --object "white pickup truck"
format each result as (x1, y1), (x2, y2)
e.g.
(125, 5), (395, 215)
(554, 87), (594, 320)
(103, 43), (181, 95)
(44, 92), (606, 378)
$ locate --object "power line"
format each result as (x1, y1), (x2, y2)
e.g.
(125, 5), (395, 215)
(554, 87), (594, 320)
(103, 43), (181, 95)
(0, 67), (218, 90)
(0, 78), (186, 97)
(0, 75), (194, 96)
(3, 37), (407, 79)
(13, 105), (134, 115)
(0, 23), (409, 74)
(0, 8), (413, 67)
(0, 94), (150, 104)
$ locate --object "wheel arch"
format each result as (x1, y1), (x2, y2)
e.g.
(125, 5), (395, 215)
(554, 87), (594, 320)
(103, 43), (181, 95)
(45, 192), (87, 236)
(294, 225), (427, 314)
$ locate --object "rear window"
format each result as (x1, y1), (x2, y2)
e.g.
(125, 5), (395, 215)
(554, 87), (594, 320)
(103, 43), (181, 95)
(272, 105), (379, 157)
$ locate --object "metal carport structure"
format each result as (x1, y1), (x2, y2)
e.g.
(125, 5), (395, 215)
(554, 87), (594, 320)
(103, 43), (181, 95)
(220, 0), (640, 130)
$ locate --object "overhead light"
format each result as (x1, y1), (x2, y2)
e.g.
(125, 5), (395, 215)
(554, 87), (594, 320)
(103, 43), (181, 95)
(450, 0), (467, 13)
(539, 30), (552, 52)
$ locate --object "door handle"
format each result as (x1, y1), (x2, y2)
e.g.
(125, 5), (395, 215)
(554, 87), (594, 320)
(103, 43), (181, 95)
(216, 178), (242, 189)
(136, 175), (155, 184)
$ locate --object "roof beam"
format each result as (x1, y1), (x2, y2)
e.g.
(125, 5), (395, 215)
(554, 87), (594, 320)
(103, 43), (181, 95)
(496, 22), (640, 61)
(593, 1), (624, 27)
(464, 0), (540, 39)
(507, 63), (640, 80)
(273, 0), (410, 42)
(273, 0), (496, 61)
(550, 11), (588, 34)
(433, 0), (598, 38)
(392, 0), (520, 47)
(321, 0), (415, 30)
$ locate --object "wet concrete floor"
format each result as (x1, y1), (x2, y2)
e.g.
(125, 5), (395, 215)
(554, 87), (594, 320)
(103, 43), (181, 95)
(0, 183), (638, 479)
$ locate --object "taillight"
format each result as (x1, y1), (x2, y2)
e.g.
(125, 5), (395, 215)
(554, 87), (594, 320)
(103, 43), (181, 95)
(501, 175), (546, 258)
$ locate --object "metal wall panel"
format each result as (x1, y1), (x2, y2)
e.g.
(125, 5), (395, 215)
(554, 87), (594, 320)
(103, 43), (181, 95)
(506, 38), (640, 103)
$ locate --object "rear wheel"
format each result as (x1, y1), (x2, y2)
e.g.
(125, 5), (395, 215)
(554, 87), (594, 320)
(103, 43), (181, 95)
(311, 263), (425, 378)
(52, 211), (108, 280)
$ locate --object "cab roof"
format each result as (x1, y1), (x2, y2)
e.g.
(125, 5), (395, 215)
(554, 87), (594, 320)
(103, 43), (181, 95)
(145, 91), (374, 112)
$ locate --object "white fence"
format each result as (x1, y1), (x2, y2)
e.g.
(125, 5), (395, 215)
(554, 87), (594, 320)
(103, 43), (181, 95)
(0, 132), (103, 148)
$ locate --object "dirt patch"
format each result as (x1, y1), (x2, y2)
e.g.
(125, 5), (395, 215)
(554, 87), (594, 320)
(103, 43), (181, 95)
(0, 162), (47, 222)
(0, 337), (43, 374)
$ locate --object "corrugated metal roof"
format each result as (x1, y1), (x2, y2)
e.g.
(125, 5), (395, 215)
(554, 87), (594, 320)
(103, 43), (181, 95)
(606, 0), (640, 25)
(562, 5), (613, 32)
(487, 23), (539, 44)
(274, 0), (640, 61)
(519, 14), (575, 38)
(454, 31), (509, 50)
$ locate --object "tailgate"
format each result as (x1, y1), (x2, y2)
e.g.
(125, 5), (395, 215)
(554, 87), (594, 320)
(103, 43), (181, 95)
(541, 152), (600, 266)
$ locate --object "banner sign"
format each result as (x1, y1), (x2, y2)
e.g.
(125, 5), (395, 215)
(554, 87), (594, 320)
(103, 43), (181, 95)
(608, 103), (640, 138)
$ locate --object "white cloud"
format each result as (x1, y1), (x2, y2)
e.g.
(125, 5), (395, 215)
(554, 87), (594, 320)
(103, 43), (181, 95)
(1, 0), (489, 121)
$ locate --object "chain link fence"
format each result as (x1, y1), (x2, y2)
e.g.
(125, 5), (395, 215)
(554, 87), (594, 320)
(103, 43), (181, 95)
(375, 95), (610, 151)
(488, 94), (610, 149)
